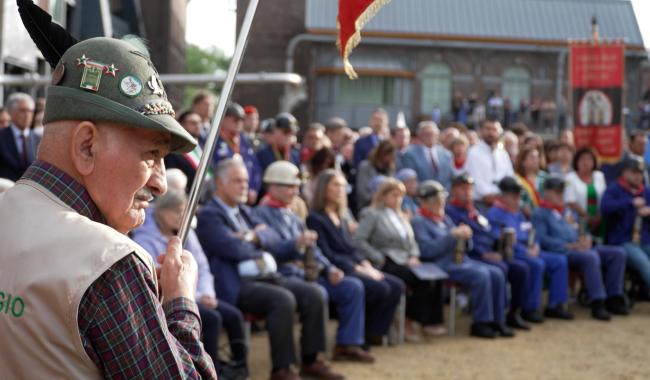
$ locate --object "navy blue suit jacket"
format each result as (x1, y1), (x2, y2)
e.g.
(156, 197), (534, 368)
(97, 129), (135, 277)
(195, 197), (278, 304)
(353, 134), (379, 168)
(306, 211), (365, 274)
(256, 144), (300, 174)
(0, 126), (39, 181)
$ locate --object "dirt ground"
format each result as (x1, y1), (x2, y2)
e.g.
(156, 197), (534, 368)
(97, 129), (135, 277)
(245, 302), (650, 380)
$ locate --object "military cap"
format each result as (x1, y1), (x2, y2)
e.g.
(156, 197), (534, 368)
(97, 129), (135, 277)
(43, 37), (195, 153)
(452, 172), (474, 187)
(274, 112), (299, 133)
(544, 175), (566, 192)
(622, 155), (645, 173)
(260, 118), (276, 134)
(498, 176), (522, 194)
(225, 103), (245, 120)
(417, 180), (448, 199)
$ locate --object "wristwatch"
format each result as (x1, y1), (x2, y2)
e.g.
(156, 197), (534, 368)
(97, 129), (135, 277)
(244, 230), (255, 243)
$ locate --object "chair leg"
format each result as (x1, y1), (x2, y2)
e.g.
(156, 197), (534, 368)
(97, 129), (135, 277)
(244, 320), (252, 349)
(448, 286), (456, 337)
(387, 293), (406, 345)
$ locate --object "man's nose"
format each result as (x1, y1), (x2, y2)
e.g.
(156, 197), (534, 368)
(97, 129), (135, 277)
(148, 159), (167, 196)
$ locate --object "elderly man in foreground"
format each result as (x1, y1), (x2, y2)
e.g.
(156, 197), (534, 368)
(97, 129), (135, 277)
(0, 37), (216, 379)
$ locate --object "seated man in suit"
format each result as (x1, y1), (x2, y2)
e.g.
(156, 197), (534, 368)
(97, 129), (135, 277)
(411, 180), (509, 338)
(353, 108), (389, 167)
(486, 177), (574, 321)
(446, 173), (531, 331)
(532, 175), (629, 321)
(196, 158), (343, 380)
(601, 156), (650, 294)
(401, 121), (453, 190)
(256, 161), (375, 362)
(256, 112), (301, 174)
(0, 92), (40, 181)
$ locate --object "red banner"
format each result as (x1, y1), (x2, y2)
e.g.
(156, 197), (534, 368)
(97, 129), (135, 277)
(337, 0), (390, 79)
(569, 42), (625, 163)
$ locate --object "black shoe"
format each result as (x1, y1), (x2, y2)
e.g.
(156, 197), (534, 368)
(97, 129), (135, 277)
(590, 300), (611, 321)
(506, 313), (531, 330)
(364, 334), (384, 346)
(544, 305), (574, 320)
(220, 363), (249, 380)
(492, 322), (516, 337)
(521, 310), (545, 324)
(605, 295), (630, 315)
(470, 322), (497, 339)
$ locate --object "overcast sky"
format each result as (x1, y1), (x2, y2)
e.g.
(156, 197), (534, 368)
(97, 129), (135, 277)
(186, 0), (650, 57)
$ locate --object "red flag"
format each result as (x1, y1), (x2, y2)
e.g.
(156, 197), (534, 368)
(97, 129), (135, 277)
(337, 0), (390, 79)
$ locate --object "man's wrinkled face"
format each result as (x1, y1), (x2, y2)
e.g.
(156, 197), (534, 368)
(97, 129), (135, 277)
(10, 100), (34, 131)
(222, 115), (243, 135)
(269, 183), (299, 205)
(219, 164), (249, 205)
(419, 125), (439, 148)
(85, 124), (170, 234)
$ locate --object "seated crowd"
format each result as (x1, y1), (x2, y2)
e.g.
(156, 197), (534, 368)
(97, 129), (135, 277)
(3, 92), (650, 380)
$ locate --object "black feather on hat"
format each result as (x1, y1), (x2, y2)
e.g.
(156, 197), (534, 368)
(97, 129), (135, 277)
(17, 0), (78, 68)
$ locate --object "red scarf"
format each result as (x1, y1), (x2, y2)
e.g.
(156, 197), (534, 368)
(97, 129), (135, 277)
(493, 199), (518, 213)
(418, 207), (445, 222)
(301, 147), (315, 163)
(454, 157), (465, 169)
(539, 199), (564, 214)
(449, 198), (479, 220)
(260, 194), (289, 209)
(618, 177), (645, 197)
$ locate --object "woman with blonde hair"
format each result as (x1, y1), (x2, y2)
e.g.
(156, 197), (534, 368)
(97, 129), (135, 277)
(307, 169), (404, 348)
(355, 178), (446, 340)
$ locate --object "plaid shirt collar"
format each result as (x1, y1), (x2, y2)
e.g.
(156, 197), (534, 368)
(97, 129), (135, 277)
(21, 160), (106, 223)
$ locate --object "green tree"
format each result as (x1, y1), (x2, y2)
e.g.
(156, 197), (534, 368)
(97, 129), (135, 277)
(184, 44), (231, 106)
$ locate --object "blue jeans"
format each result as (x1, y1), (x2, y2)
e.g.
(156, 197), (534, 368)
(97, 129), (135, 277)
(623, 243), (650, 287)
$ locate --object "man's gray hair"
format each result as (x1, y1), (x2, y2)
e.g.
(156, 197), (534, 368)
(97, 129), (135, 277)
(166, 168), (188, 193)
(154, 190), (187, 220)
(214, 157), (247, 181)
(417, 120), (439, 135)
(5, 93), (35, 113)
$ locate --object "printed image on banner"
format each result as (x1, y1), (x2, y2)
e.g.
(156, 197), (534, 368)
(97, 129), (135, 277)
(569, 42), (625, 163)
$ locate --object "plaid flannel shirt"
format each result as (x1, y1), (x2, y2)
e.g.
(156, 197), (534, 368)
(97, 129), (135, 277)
(22, 161), (217, 379)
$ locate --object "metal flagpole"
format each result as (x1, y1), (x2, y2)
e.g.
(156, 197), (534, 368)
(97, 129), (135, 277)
(178, 0), (260, 244)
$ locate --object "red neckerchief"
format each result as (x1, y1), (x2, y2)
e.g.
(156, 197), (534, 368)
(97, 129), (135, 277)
(418, 207), (445, 222)
(539, 199), (564, 214)
(450, 198), (479, 220)
(260, 194), (289, 209)
(220, 129), (240, 154)
(301, 147), (315, 163)
(618, 177), (644, 196)
(454, 157), (465, 169)
(493, 199), (518, 213)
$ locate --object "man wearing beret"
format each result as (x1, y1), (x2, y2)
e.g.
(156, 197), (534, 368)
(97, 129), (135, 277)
(0, 37), (216, 379)
(532, 175), (628, 320)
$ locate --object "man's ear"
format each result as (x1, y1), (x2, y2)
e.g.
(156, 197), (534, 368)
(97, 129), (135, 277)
(70, 121), (99, 176)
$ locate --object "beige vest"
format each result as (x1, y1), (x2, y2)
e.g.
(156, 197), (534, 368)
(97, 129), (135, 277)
(0, 180), (158, 379)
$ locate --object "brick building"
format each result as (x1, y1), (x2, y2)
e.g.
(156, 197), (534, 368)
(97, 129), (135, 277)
(234, 0), (647, 130)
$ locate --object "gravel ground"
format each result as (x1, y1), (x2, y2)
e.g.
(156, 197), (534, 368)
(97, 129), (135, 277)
(244, 302), (650, 380)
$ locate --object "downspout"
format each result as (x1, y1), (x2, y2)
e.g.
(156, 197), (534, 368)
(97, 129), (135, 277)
(554, 49), (567, 135)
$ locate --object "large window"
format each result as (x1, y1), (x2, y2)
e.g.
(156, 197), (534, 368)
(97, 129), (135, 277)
(336, 76), (395, 105)
(420, 63), (452, 115)
(502, 67), (531, 107)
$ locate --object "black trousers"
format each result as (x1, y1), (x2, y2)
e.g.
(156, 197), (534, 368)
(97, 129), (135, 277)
(198, 301), (247, 371)
(237, 277), (326, 370)
(382, 258), (444, 325)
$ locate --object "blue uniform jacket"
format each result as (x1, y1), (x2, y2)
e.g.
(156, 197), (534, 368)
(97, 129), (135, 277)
(212, 133), (262, 192)
(195, 197), (278, 304)
(601, 180), (650, 245)
(531, 207), (577, 254)
(411, 214), (466, 267)
(446, 204), (498, 259)
(486, 205), (536, 257)
(256, 144), (301, 175)
(255, 205), (332, 278)
(306, 211), (365, 274)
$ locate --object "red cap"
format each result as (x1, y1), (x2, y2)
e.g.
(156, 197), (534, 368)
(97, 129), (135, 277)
(244, 105), (258, 115)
